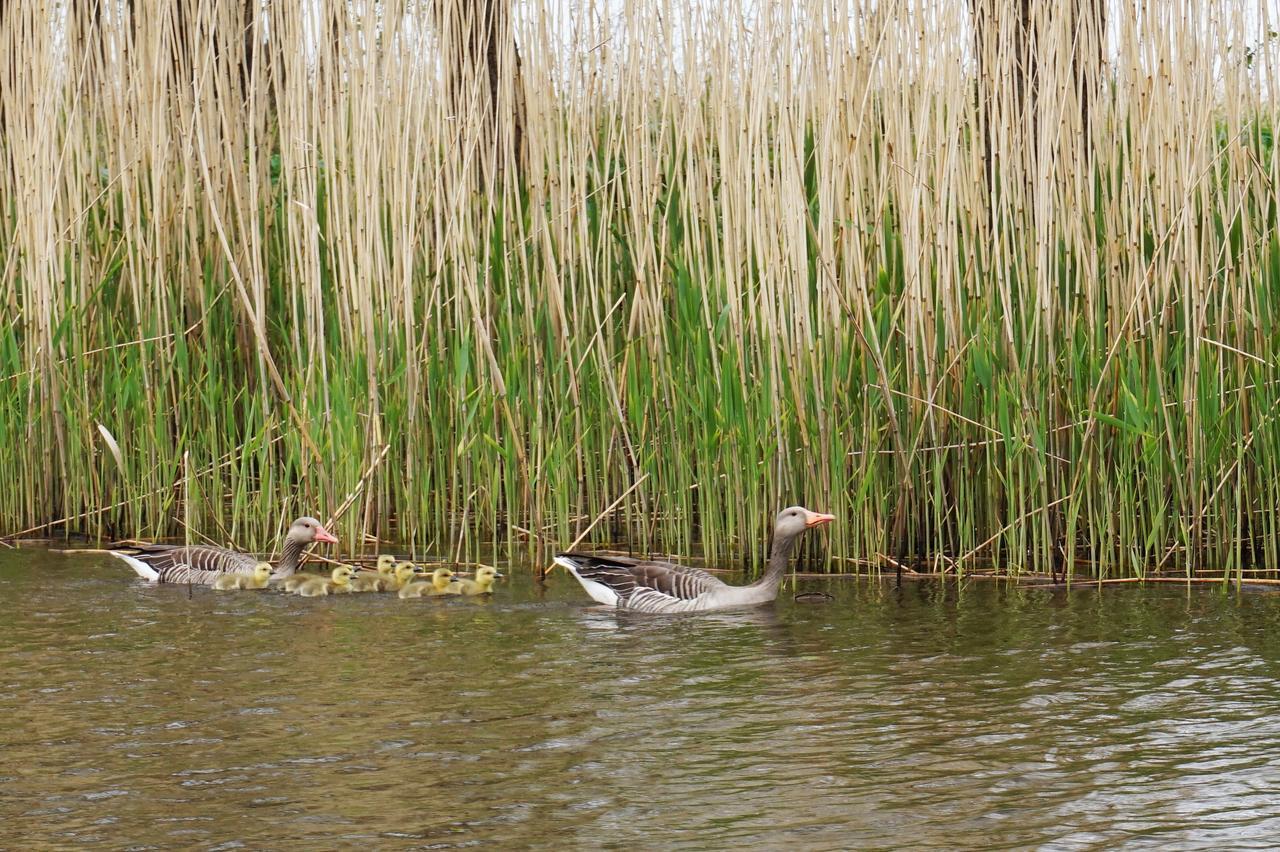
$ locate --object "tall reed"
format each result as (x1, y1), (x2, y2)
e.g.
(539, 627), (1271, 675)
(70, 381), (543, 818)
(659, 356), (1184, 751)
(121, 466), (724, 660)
(0, 1), (1276, 578)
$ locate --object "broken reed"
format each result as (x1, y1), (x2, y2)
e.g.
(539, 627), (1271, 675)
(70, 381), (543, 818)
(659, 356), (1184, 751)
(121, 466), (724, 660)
(0, 0), (1277, 578)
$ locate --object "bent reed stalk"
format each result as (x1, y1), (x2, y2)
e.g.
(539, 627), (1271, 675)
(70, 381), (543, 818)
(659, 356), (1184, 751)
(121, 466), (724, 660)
(0, 1), (1277, 579)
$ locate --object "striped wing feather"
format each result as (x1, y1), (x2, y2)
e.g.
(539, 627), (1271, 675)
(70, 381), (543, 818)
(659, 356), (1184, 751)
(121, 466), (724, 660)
(111, 543), (258, 585)
(557, 552), (725, 610)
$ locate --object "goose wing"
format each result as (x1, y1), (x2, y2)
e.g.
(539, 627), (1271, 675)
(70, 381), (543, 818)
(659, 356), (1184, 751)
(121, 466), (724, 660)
(109, 543), (257, 585)
(554, 552), (726, 611)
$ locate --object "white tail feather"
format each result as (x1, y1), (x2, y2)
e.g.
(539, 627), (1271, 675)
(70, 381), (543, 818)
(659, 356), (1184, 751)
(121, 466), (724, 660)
(109, 551), (159, 582)
(554, 556), (619, 607)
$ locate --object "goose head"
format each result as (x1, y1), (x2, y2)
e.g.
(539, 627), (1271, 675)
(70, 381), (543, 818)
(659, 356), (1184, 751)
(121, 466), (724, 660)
(375, 554), (396, 574)
(287, 516), (338, 545)
(774, 506), (835, 542)
(430, 568), (456, 591)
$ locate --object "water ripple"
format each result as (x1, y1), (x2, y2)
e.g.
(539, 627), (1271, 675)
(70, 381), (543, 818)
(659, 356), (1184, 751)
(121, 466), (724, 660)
(5, 554), (1280, 847)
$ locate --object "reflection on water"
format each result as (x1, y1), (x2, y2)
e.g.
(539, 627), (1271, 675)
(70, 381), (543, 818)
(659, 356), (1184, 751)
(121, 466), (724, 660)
(5, 551), (1280, 848)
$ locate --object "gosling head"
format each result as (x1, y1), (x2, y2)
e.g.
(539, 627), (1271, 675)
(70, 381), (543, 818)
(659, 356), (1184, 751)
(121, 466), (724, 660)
(331, 565), (356, 587)
(252, 562), (273, 581)
(376, 554), (396, 574)
(393, 561), (418, 583)
(431, 568), (456, 590)
(287, 516), (339, 546)
(773, 506), (835, 544)
(475, 566), (503, 585)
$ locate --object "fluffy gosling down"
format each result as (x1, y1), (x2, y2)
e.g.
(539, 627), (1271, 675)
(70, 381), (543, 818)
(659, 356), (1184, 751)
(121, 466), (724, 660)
(452, 566), (503, 596)
(383, 561), (423, 592)
(213, 562), (273, 591)
(398, 568), (458, 599)
(279, 570), (317, 593)
(350, 554), (398, 592)
(294, 566), (357, 597)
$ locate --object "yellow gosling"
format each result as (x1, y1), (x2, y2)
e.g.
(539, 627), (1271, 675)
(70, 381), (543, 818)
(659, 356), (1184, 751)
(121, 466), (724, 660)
(350, 555), (398, 592)
(450, 566), (503, 596)
(398, 567), (458, 599)
(213, 562), (273, 591)
(280, 571), (317, 592)
(383, 561), (423, 593)
(294, 566), (357, 597)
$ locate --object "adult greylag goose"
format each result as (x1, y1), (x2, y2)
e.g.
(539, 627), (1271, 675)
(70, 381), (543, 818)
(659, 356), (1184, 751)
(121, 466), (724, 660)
(213, 562), (273, 590)
(554, 506), (834, 614)
(109, 516), (338, 585)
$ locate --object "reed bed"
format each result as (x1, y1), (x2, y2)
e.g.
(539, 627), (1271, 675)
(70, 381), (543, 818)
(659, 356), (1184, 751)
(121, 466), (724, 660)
(0, 0), (1276, 578)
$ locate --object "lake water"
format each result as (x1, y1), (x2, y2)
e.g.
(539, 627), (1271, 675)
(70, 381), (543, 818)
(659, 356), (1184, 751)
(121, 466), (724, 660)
(5, 549), (1280, 848)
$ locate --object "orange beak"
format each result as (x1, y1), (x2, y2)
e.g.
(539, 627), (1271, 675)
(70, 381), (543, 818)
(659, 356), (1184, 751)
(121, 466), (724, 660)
(313, 527), (339, 544)
(804, 511), (836, 528)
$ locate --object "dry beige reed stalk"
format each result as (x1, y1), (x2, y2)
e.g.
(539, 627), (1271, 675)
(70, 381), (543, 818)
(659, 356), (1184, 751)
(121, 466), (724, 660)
(0, 0), (1274, 573)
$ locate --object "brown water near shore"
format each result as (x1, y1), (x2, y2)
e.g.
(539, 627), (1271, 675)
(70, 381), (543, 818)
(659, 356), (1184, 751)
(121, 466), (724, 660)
(5, 549), (1280, 848)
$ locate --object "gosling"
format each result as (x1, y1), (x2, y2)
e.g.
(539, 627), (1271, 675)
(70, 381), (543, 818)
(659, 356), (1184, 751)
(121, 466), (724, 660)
(451, 566), (503, 596)
(350, 554), (398, 592)
(398, 567), (458, 599)
(213, 562), (273, 591)
(294, 566), (357, 597)
(382, 561), (423, 593)
(279, 571), (318, 593)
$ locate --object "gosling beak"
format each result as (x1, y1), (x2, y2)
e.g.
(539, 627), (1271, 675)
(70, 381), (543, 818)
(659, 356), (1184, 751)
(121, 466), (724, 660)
(412, 566), (426, 574)
(313, 526), (339, 544)
(493, 572), (505, 579)
(804, 511), (836, 528)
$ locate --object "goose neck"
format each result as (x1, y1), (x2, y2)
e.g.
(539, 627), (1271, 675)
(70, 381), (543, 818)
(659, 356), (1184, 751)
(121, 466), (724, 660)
(276, 537), (306, 577)
(754, 530), (799, 589)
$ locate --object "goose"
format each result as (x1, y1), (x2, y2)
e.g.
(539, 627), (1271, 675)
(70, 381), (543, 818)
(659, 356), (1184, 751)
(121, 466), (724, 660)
(213, 562), (273, 590)
(383, 561), (424, 593)
(398, 567), (458, 599)
(280, 571), (317, 593)
(278, 555), (357, 594)
(350, 555), (398, 592)
(554, 506), (834, 614)
(109, 516), (338, 585)
(294, 566), (357, 597)
(451, 566), (503, 596)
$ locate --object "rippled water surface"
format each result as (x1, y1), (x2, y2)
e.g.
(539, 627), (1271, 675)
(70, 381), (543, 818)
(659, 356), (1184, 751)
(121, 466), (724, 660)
(6, 550), (1280, 848)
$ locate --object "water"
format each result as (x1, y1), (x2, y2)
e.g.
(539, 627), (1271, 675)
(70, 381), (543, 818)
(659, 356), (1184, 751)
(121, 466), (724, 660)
(6, 550), (1280, 849)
